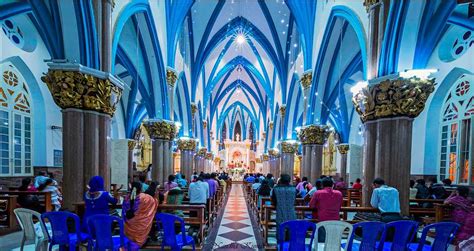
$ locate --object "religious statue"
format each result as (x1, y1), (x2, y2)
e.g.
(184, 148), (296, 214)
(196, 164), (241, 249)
(236, 133), (240, 142)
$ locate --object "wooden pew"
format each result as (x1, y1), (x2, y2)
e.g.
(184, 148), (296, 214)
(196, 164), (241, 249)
(0, 195), (19, 234)
(0, 191), (53, 212)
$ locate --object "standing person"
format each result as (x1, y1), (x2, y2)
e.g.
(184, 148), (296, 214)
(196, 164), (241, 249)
(164, 175), (178, 192)
(352, 178), (363, 190)
(271, 174), (297, 240)
(38, 179), (62, 211)
(83, 176), (117, 232)
(444, 186), (474, 242)
(309, 177), (343, 242)
(122, 182), (158, 249)
(145, 164), (152, 182)
(370, 178), (402, 223)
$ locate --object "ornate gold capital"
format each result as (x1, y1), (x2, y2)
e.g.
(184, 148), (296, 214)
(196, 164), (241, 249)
(41, 70), (122, 116)
(363, 0), (380, 11)
(190, 103), (197, 115)
(300, 71), (313, 90)
(269, 122), (274, 130)
(297, 124), (329, 145)
(352, 77), (435, 122)
(280, 141), (299, 154)
(196, 147), (207, 156)
(336, 144), (350, 154)
(166, 67), (178, 87)
(262, 154), (269, 161)
(127, 140), (136, 151)
(205, 152), (213, 160)
(268, 148), (280, 158)
(143, 120), (177, 140)
(177, 137), (197, 151)
(280, 105), (286, 117)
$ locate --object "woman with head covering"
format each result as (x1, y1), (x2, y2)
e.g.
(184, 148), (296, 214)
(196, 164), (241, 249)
(83, 176), (117, 231)
(122, 181), (158, 249)
(444, 186), (474, 242)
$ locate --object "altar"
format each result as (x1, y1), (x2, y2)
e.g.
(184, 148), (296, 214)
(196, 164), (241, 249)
(218, 137), (255, 180)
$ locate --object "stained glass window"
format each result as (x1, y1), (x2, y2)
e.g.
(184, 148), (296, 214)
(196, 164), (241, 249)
(0, 63), (33, 176)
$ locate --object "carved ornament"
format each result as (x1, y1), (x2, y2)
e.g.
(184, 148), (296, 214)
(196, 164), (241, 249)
(177, 138), (197, 151)
(363, 0), (380, 12)
(196, 147), (207, 156)
(143, 120), (177, 140)
(280, 141), (299, 154)
(268, 148), (280, 158)
(191, 103), (197, 115)
(297, 124), (329, 145)
(166, 67), (178, 87)
(127, 140), (136, 151)
(300, 70), (313, 90)
(336, 144), (350, 154)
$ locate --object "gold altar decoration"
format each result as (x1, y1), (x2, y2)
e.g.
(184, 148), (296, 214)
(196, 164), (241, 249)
(280, 141), (299, 154)
(197, 147), (207, 156)
(352, 77), (435, 122)
(143, 120), (177, 140)
(190, 103), (197, 115)
(166, 67), (178, 87)
(137, 124), (152, 170)
(297, 125), (329, 145)
(262, 154), (269, 161)
(127, 140), (136, 151)
(363, 0), (380, 11)
(268, 148), (280, 158)
(205, 152), (213, 160)
(337, 144), (350, 154)
(300, 71), (313, 90)
(41, 70), (122, 116)
(177, 138), (197, 151)
(279, 105), (286, 117)
(323, 132), (337, 175)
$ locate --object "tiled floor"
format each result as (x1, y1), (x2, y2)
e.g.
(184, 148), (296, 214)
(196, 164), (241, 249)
(212, 185), (258, 250)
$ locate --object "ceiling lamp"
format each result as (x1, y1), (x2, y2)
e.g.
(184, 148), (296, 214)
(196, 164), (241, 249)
(235, 33), (246, 44)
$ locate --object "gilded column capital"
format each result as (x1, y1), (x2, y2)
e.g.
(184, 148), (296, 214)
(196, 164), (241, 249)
(363, 0), (380, 12)
(127, 139), (137, 151)
(177, 137), (197, 151)
(352, 76), (435, 123)
(268, 148), (280, 158)
(205, 152), (213, 160)
(262, 154), (269, 161)
(143, 119), (177, 140)
(196, 147), (207, 156)
(280, 140), (299, 154)
(190, 103), (198, 116)
(166, 67), (178, 88)
(269, 122), (274, 130)
(336, 144), (350, 154)
(297, 124), (329, 145)
(300, 70), (313, 90)
(41, 69), (122, 116)
(280, 105), (286, 117)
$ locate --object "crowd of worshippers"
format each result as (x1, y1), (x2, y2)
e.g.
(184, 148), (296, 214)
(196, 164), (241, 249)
(14, 170), (231, 249)
(244, 172), (474, 244)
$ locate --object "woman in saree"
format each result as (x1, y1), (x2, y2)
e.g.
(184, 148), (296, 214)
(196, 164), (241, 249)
(444, 186), (474, 242)
(122, 182), (158, 249)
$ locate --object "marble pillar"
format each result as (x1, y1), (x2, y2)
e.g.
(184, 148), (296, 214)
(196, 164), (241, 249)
(298, 125), (328, 184)
(110, 139), (129, 188)
(280, 141), (299, 179)
(336, 144), (350, 182)
(143, 120), (177, 186)
(352, 76), (435, 215)
(42, 63), (123, 209)
(127, 140), (136, 183)
(178, 138), (198, 181)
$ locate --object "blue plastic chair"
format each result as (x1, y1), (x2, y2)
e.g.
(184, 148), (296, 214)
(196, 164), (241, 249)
(156, 213), (195, 251)
(379, 220), (418, 251)
(87, 215), (129, 251)
(344, 221), (386, 251)
(278, 220), (316, 251)
(41, 211), (89, 251)
(408, 222), (460, 251)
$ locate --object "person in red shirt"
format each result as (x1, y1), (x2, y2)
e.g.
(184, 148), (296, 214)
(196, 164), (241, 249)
(352, 178), (363, 190)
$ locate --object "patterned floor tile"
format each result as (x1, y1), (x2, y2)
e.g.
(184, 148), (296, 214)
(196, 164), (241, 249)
(218, 230), (253, 241)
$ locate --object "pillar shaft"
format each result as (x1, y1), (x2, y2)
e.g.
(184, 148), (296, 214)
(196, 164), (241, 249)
(362, 122), (377, 207)
(301, 145), (312, 180)
(280, 153), (295, 178)
(310, 145), (323, 184)
(181, 150), (195, 180)
(340, 153), (348, 182)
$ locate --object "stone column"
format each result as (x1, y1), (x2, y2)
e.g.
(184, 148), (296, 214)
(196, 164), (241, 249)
(280, 141), (299, 179)
(177, 138), (197, 181)
(262, 154), (269, 174)
(166, 68), (177, 120)
(336, 144), (350, 182)
(41, 63), (123, 209)
(352, 75), (435, 215)
(143, 120), (177, 186)
(205, 152), (213, 173)
(297, 125), (328, 184)
(269, 149), (281, 178)
(127, 140), (136, 183)
(195, 147), (207, 173)
(300, 70), (312, 125)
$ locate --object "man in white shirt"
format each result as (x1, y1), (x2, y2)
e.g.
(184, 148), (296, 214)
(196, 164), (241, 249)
(370, 178), (402, 223)
(189, 176), (209, 205)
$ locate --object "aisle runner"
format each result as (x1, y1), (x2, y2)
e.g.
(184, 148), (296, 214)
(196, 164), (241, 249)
(213, 185), (258, 250)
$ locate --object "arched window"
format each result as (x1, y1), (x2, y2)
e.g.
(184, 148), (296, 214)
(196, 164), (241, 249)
(0, 63), (33, 176)
(439, 74), (474, 184)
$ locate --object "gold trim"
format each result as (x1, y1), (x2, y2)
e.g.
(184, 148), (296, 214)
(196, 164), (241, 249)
(268, 148), (280, 158)
(143, 120), (177, 140)
(177, 138), (197, 151)
(336, 144), (350, 154)
(280, 105), (286, 117)
(166, 68), (178, 87)
(280, 141), (299, 154)
(352, 77), (435, 122)
(196, 147), (207, 156)
(41, 70), (122, 116)
(300, 71), (312, 90)
(297, 124), (329, 145)
(127, 140), (136, 151)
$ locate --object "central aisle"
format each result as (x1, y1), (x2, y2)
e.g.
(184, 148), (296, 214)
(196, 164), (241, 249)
(213, 184), (258, 250)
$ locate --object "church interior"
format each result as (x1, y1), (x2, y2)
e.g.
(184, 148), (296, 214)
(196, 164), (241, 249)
(0, 0), (473, 250)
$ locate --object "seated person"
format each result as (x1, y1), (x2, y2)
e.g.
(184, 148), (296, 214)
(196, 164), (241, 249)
(138, 174), (149, 192)
(122, 182), (158, 249)
(38, 179), (62, 211)
(34, 171), (49, 189)
(17, 178), (41, 211)
(334, 178), (347, 190)
(165, 186), (184, 217)
(352, 178), (362, 190)
(296, 177), (309, 191)
(164, 175), (178, 192)
(429, 177), (447, 199)
(245, 174), (256, 183)
(370, 178), (402, 223)
(257, 180), (272, 208)
(252, 179), (261, 191)
(175, 173), (187, 188)
(83, 176), (117, 232)
(444, 186), (474, 242)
